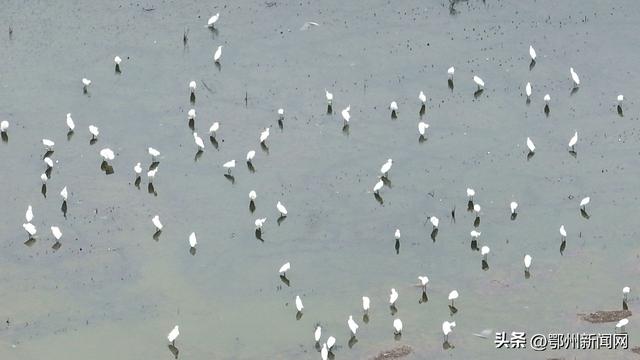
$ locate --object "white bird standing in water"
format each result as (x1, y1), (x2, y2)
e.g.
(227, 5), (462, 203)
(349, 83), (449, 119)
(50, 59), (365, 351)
(325, 89), (333, 105)
(314, 325), (322, 343)
(524, 254), (532, 270)
(389, 288), (399, 306)
(260, 127), (270, 143)
(207, 13), (219, 28)
(568, 131), (578, 151)
(341, 105), (351, 124)
(380, 159), (393, 176)
(526, 137), (536, 153)
(448, 290), (459, 306)
(44, 157), (54, 169)
(580, 197), (590, 209)
(327, 336), (336, 350)
(100, 148), (115, 161)
(189, 80), (196, 94)
(467, 188), (475, 200)
(295, 295), (304, 312)
(41, 173), (48, 184)
(393, 319), (403, 334)
(510, 201), (518, 215)
(389, 101), (398, 113)
(473, 75), (484, 89)
(23, 223), (37, 237)
(419, 91), (427, 104)
(470, 230), (481, 240)
(148, 147), (160, 161)
(89, 125), (99, 139)
(60, 186), (68, 201)
(246, 150), (255, 162)
(481, 245), (490, 260)
(255, 218), (266, 229)
(0, 120), (8, 132)
(442, 321), (456, 340)
(525, 82), (532, 98)
(249, 190), (257, 201)
(223, 160), (236, 173)
(617, 94), (624, 105)
(418, 122), (429, 136)
(114, 55), (122, 71)
(214, 45), (223, 63)
(394, 229), (401, 241)
(276, 201), (288, 216)
(623, 286), (630, 301)
(42, 139), (55, 150)
(152, 215), (163, 231)
(348, 315), (359, 336)
(429, 216), (439, 229)
(278, 262), (290, 276)
(147, 168), (158, 182)
(82, 78), (91, 90)
(362, 296), (370, 313)
(167, 325), (179, 344)
(473, 203), (482, 216)
(26, 205), (34, 222)
(193, 132), (204, 150)
(560, 225), (567, 240)
(418, 276), (429, 290)
(529, 45), (536, 61)
(570, 67), (580, 87)
(134, 163), (142, 176)
(51, 226), (62, 242)
(320, 343), (328, 360)
(447, 66), (455, 79)
(277, 108), (285, 120)
(188, 108), (196, 120)
(373, 178), (383, 194)
(66, 113), (75, 131)
(189, 232), (197, 248)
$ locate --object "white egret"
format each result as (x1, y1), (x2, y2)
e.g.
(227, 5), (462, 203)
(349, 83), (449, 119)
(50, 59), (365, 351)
(325, 89), (333, 105)
(347, 315), (359, 336)
(470, 230), (481, 239)
(214, 45), (222, 63)
(568, 131), (578, 150)
(223, 160), (236, 173)
(209, 122), (220, 136)
(393, 319), (403, 334)
(526, 137), (535, 153)
(580, 197), (590, 209)
(295, 295), (304, 312)
(89, 125), (99, 139)
(529, 45), (536, 61)
(525, 82), (532, 98)
(114, 55), (122, 67)
(389, 288), (398, 306)
(560, 225), (567, 240)
(390, 101), (398, 113)
(394, 229), (401, 240)
(473, 203), (482, 217)
(429, 216), (439, 229)
(193, 132), (204, 150)
(276, 201), (288, 216)
(327, 336), (336, 350)
(134, 162), (142, 175)
(447, 66), (455, 79)
(260, 127), (270, 143)
(278, 262), (290, 276)
(418, 276), (429, 290)
(60, 186), (68, 201)
(42, 139), (55, 150)
(510, 201), (518, 214)
(51, 226), (62, 242)
(373, 179), (383, 194)
(249, 190), (257, 201)
(44, 157), (53, 168)
(617, 94), (624, 104)
(341, 105), (351, 123)
(277, 108), (284, 119)
(255, 218), (267, 229)
(467, 188), (475, 200)
(189, 232), (197, 248)
(82, 78), (91, 90)
(207, 13), (219, 28)
(23, 223), (37, 236)
(167, 325), (179, 344)
(187, 108), (196, 120)
(362, 296), (370, 312)
(321, 343), (328, 360)
(448, 290), (459, 306)
(419, 91), (426, 104)
(147, 168), (158, 182)
(481, 245), (490, 260)
(314, 325), (322, 343)
(66, 113), (75, 131)
(25, 205), (33, 222)
(442, 321), (456, 340)
(189, 80), (196, 94)
(100, 148), (115, 161)
(418, 122), (429, 136)
(473, 75), (484, 89)
(0, 120), (8, 132)
(524, 254), (532, 270)
(148, 147), (160, 161)
(623, 286), (630, 301)
(570, 67), (580, 87)
(246, 150), (256, 162)
(380, 159), (393, 176)
(152, 215), (163, 231)
(40, 173), (48, 184)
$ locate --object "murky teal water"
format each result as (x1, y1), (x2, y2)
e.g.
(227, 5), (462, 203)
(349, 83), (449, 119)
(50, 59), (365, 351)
(1, 0), (639, 359)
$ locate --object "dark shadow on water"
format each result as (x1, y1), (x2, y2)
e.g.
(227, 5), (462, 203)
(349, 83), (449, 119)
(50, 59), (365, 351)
(209, 136), (219, 150)
(570, 87), (579, 96)
(43, 150), (54, 159)
(544, 104), (550, 116)
(473, 89), (483, 98)
(255, 229), (263, 242)
(348, 336), (358, 349)
(430, 228), (438, 242)
(194, 150), (203, 162)
(189, 247), (196, 256)
(260, 142), (270, 154)
(467, 200), (474, 212)
(45, 167), (52, 178)
(115, 64), (121, 74)
(580, 209), (590, 219)
(153, 230), (162, 241)
(134, 176), (141, 189)
(569, 150), (577, 159)
(279, 275), (290, 287)
(190, 93), (196, 104)
(188, 118), (195, 130)
(524, 269), (531, 279)
(89, 138), (97, 145)
(168, 344), (179, 359)
(560, 240), (566, 255)
(61, 201), (67, 218)
(448, 79), (454, 91)
(511, 213), (517, 221)
(419, 104), (426, 117)
(474, 216), (480, 227)
(249, 200), (256, 213)
(526, 97), (531, 105)
(1, 132), (7, 142)
(418, 135), (427, 143)
(482, 259), (489, 271)
(278, 118), (283, 130)
(41, 184), (47, 198)
(148, 183), (157, 196)
(391, 110), (397, 119)
(394, 333), (402, 341)
(394, 239), (400, 254)
(52, 241), (61, 250)
(247, 161), (255, 173)
(381, 176), (392, 188)
(623, 300), (629, 311)
(67, 130), (74, 141)
(419, 291), (429, 304)
(224, 174), (235, 184)
(215, 62), (221, 72)
(617, 105), (624, 117)
(443, 340), (453, 350)
(449, 305), (458, 315)
(471, 239), (478, 251)
(100, 161), (114, 175)
(326, 104), (332, 114)
(296, 311), (303, 320)
(363, 314), (369, 323)
(149, 162), (160, 171)
(342, 124), (350, 136)
(374, 193), (384, 205)
(527, 151), (535, 161)
(529, 59), (536, 71)
(24, 237), (36, 247)
(277, 215), (287, 226)
(390, 304), (397, 316)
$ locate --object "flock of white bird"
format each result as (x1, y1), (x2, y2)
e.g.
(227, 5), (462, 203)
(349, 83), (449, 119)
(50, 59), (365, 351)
(3, 12), (633, 359)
